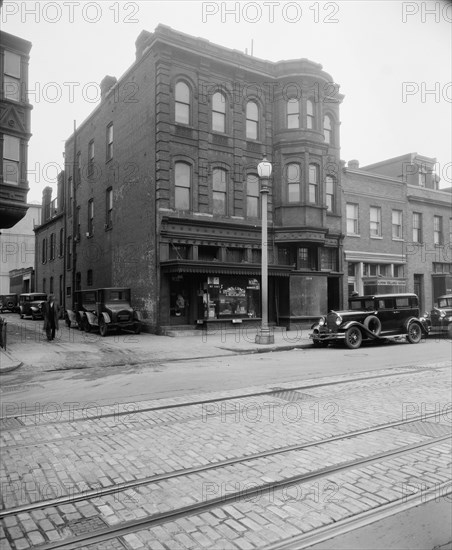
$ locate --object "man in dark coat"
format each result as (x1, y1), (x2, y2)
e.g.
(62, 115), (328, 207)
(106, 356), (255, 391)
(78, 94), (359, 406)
(43, 294), (60, 341)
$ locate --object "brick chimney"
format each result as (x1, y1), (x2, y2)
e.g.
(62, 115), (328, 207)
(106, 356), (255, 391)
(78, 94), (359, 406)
(42, 186), (52, 222)
(135, 30), (153, 60)
(100, 75), (117, 99)
(348, 159), (360, 169)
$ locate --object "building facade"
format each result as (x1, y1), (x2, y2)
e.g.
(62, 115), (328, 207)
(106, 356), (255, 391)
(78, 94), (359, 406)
(342, 154), (451, 311)
(0, 31), (32, 229)
(41, 25), (344, 332)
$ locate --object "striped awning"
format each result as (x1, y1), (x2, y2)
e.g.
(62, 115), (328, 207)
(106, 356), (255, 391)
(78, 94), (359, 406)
(160, 260), (292, 277)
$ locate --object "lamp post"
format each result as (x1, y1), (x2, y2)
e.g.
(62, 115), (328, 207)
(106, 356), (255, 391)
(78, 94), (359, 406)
(255, 157), (274, 345)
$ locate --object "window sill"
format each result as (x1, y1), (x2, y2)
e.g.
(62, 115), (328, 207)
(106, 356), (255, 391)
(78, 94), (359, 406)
(392, 237), (404, 242)
(105, 226), (113, 232)
(370, 236), (383, 239)
(346, 234), (361, 238)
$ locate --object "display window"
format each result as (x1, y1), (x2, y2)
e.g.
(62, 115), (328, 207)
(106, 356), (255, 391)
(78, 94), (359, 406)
(200, 275), (260, 319)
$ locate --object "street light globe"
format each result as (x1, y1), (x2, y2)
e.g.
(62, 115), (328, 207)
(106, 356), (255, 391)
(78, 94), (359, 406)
(257, 157), (272, 179)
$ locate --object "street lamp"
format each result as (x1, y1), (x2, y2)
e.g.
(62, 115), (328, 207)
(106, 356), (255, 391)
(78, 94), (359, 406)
(255, 156), (274, 345)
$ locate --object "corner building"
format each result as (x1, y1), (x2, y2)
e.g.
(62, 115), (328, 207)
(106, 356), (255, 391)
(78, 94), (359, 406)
(62, 25), (344, 332)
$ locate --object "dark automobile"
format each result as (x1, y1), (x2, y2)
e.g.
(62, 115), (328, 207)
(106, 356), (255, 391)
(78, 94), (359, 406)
(0, 294), (18, 313)
(18, 293), (47, 320)
(66, 288), (142, 336)
(310, 293), (429, 350)
(428, 295), (452, 338)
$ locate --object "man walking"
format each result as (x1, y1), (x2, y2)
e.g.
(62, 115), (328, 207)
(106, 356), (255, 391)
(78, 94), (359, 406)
(43, 294), (59, 341)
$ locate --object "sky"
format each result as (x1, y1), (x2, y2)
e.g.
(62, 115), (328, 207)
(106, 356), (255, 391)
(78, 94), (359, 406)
(2, 0), (451, 203)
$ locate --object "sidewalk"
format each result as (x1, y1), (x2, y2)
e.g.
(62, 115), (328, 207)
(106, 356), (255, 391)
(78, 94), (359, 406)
(0, 318), (313, 373)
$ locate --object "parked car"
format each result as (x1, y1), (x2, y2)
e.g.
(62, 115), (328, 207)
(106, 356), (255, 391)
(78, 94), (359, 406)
(18, 293), (47, 320)
(310, 293), (429, 349)
(0, 294), (18, 313)
(427, 295), (452, 338)
(66, 287), (142, 336)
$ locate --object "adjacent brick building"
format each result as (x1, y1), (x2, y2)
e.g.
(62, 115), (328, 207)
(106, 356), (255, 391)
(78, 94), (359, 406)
(39, 25), (344, 332)
(0, 31), (32, 229)
(343, 154), (451, 311)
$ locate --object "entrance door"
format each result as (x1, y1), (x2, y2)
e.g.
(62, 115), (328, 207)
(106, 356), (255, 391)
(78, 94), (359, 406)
(327, 277), (340, 311)
(414, 274), (424, 310)
(170, 276), (189, 325)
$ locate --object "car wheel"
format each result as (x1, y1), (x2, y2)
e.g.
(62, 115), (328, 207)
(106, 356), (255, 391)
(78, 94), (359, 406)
(364, 315), (381, 336)
(133, 323), (141, 335)
(31, 313), (36, 321)
(99, 318), (108, 337)
(82, 318), (92, 333)
(345, 326), (362, 349)
(19, 310), (24, 319)
(406, 322), (422, 344)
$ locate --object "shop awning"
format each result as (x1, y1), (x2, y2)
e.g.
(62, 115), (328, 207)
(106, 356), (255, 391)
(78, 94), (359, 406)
(160, 260), (292, 277)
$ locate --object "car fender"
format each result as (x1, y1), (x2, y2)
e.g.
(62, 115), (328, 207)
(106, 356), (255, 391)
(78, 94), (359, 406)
(100, 312), (111, 324)
(30, 306), (40, 312)
(133, 310), (143, 321)
(405, 316), (429, 335)
(85, 311), (98, 326)
(342, 320), (380, 339)
(66, 309), (77, 324)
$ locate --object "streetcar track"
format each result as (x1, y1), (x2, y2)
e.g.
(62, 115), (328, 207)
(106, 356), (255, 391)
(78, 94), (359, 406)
(0, 365), (442, 429)
(1, 410), (449, 519)
(25, 434), (452, 550)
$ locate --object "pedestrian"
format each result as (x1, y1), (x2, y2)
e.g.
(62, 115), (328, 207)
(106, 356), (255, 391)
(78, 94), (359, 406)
(43, 294), (60, 341)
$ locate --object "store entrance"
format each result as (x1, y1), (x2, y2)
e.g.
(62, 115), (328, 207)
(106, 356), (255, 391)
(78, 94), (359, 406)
(169, 276), (189, 325)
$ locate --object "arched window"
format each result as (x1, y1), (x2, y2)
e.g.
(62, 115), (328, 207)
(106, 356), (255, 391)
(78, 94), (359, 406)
(246, 101), (259, 140)
(174, 162), (191, 210)
(306, 99), (315, 129)
(246, 174), (259, 218)
(287, 99), (299, 129)
(175, 81), (190, 124)
(325, 175), (335, 212)
(324, 115), (333, 144)
(287, 163), (301, 203)
(213, 168), (227, 215)
(212, 92), (226, 133)
(309, 164), (319, 204)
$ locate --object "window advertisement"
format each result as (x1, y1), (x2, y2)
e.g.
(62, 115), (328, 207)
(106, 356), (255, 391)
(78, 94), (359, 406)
(201, 276), (260, 320)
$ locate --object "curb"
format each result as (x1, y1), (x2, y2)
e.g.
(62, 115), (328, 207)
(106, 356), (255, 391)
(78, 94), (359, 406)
(218, 341), (314, 354)
(0, 350), (23, 373)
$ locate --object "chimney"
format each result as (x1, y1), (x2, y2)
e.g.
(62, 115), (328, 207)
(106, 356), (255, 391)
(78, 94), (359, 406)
(100, 75), (117, 99)
(135, 30), (153, 60)
(348, 159), (359, 169)
(42, 186), (52, 222)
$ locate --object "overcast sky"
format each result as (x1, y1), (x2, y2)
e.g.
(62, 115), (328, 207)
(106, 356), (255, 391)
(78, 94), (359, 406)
(2, 0), (451, 203)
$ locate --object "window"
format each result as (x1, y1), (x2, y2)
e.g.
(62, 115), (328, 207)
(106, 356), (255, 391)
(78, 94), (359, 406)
(67, 236), (72, 264)
(346, 203), (359, 235)
(59, 228), (64, 256)
(392, 210), (403, 239)
(42, 238), (47, 264)
(321, 248), (337, 271)
(246, 174), (259, 218)
(75, 206), (81, 240)
(76, 272), (81, 291)
(3, 135), (20, 185)
(419, 171), (426, 187)
(174, 162), (191, 210)
(43, 278), (46, 293)
(306, 99), (315, 129)
(246, 101), (259, 140)
(68, 177), (73, 216)
(106, 123), (113, 161)
(76, 152), (81, 185)
(50, 233), (55, 260)
(88, 140), (94, 177)
(87, 269), (93, 287)
(169, 244), (190, 260)
(449, 218), (452, 246)
(412, 212), (422, 243)
(370, 207), (381, 237)
(394, 265), (404, 278)
(325, 175), (335, 212)
(88, 199), (94, 236)
(226, 248), (245, 263)
(287, 163), (301, 203)
(308, 164), (319, 204)
(212, 92), (226, 133)
(287, 98), (299, 129)
(49, 276), (54, 294)
(434, 216), (443, 245)
(297, 247), (317, 270)
(324, 115), (332, 144)
(3, 51), (21, 102)
(175, 81), (190, 124)
(213, 168), (227, 215)
(106, 188), (113, 227)
(67, 286), (72, 297)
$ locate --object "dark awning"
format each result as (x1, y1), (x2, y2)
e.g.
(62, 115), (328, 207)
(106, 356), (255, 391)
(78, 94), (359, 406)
(160, 260), (292, 277)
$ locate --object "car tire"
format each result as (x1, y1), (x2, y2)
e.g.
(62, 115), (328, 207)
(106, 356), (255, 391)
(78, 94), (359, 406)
(345, 326), (363, 349)
(364, 315), (381, 336)
(83, 318), (92, 333)
(133, 323), (141, 335)
(99, 318), (108, 337)
(406, 322), (422, 344)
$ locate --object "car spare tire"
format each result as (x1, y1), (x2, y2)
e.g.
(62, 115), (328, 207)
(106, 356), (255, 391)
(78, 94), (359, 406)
(364, 315), (381, 336)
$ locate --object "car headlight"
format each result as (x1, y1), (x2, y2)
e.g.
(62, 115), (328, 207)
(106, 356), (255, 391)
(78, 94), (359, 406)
(318, 317), (325, 326)
(335, 315), (342, 325)
(440, 310), (446, 318)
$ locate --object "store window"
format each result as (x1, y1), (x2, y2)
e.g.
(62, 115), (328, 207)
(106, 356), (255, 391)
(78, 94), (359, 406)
(200, 276), (260, 320)
(213, 168), (227, 215)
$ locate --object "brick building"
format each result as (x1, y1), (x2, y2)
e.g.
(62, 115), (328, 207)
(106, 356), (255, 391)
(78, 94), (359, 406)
(0, 31), (32, 229)
(39, 25), (344, 332)
(343, 154), (451, 310)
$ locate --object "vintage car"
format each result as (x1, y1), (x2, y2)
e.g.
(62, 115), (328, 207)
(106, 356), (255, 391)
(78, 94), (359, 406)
(310, 293), (429, 349)
(0, 294), (18, 313)
(427, 294), (452, 337)
(18, 293), (47, 320)
(66, 287), (142, 336)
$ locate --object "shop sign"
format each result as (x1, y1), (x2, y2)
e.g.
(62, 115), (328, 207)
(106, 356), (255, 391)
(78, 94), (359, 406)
(247, 278), (260, 290)
(208, 276), (220, 287)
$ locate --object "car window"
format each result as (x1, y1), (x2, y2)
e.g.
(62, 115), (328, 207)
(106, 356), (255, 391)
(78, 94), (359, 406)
(82, 292), (96, 304)
(378, 299), (394, 309)
(395, 297), (410, 308)
(364, 300), (374, 311)
(349, 300), (363, 310)
(438, 298), (452, 308)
